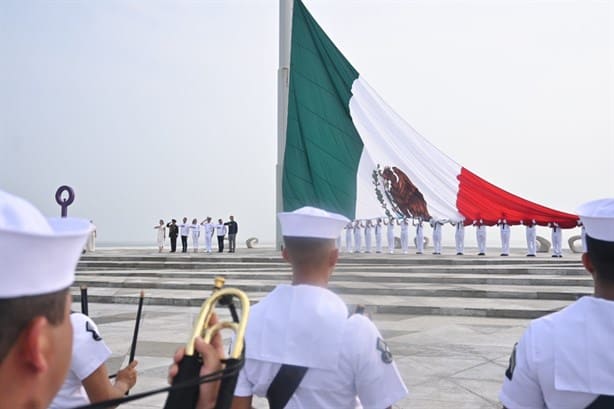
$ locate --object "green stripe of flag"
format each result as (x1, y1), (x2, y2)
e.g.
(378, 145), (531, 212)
(282, 0), (363, 219)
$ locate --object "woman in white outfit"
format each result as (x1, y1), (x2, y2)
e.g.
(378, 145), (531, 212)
(154, 219), (166, 253)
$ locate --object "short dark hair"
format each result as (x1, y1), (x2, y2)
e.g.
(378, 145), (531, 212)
(586, 235), (614, 283)
(0, 288), (69, 362)
(283, 236), (335, 267)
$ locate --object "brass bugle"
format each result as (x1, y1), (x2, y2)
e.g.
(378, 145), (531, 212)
(164, 276), (250, 409)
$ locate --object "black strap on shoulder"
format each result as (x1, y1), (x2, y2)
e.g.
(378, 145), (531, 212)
(585, 395), (614, 409)
(266, 364), (308, 409)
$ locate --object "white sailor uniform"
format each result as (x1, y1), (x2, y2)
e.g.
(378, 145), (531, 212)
(525, 222), (537, 256)
(430, 219), (443, 255)
(498, 219), (511, 256)
(345, 224), (353, 253)
(454, 222), (465, 255)
(474, 220), (487, 255)
(364, 223), (372, 253)
(234, 284), (408, 409)
(353, 222), (362, 253)
(551, 223), (563, 257)
(400, 219), (409, 254)
(203, 222), (215, 253)
(49, 313), (112, 409)
(414, 219), (424, 254)
(500, 296), (614, 409)
(386, 218), (395, 254)
(374, 220), (382, 253)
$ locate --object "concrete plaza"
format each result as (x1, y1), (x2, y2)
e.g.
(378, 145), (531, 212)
(80, 302), (527, 409)
(73, 246), (585, 408)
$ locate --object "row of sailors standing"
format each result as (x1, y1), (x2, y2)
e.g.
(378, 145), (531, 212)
(341, 216), (581, 257)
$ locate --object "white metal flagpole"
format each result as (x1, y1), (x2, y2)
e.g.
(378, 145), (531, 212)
(276, 0), (293, 249)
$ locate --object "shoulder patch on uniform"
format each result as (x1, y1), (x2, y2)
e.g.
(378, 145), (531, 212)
(85, 321), (102, 341)
(505, 342), (517, 380)
(376, 337), (393, 364)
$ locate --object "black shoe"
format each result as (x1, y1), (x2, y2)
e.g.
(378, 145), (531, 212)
(478, 252), (485, 256)
(416, 252), (423, 255)
(501, 253), (508, 256)
(552, 255), (557, 258)
(456, 252), (463, 256)
(526, 254), (535, 257)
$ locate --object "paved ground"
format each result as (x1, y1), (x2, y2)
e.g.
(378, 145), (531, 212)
(73, 246), (584, 408)
(81, 303), (526, 409)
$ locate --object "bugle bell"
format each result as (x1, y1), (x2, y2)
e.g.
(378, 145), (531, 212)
(164, 276), (250, 409)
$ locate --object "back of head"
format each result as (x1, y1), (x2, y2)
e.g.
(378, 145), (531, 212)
(283, 236), (336, 270)
(0, 190), (90, 375)
(278, 206), (349, 283)
(577, 198), (614, 283)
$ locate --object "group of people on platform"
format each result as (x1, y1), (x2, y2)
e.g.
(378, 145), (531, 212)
(154, 215), (238, 253)
(341, 216), (584, 257)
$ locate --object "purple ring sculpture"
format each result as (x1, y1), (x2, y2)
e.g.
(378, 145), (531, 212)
(55, 185), (75, 218)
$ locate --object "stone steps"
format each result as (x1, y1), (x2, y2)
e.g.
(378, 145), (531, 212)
(74, 249), (589, 319)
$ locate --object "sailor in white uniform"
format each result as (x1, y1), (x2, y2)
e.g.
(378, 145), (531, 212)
(344, 222), (353, 253)
(579, 220), (587, 252)
(413, 217), (424, 254)
(430, 218), (443, 255)
(202, 217), (215, 253)
(497, 218), (511, 256)
(50, 313), (137, 409)
(364, 219), (373, 253)
(473, 219), (487, 255)
(374, 218), (383, 253)
(549, 222), (563, 257)
(353, 220), (363, 253)
(400, 217), (410, 254)
(523, 219), (537, 257)
(500, 198), (614, 409)
(453, 220), (465, 255)
(232, 206), (408, 409)
(385, 217), (395, 254)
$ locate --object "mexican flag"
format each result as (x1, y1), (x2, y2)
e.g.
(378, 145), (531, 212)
(282, 0), (578, 228)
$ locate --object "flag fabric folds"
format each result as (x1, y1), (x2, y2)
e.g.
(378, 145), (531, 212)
(282, 0), (578, 228)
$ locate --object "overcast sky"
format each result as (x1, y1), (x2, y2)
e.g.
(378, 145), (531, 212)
(1, 0), (612, 247)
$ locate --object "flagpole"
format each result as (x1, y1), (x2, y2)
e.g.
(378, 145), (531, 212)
(276, 0), (293, 249)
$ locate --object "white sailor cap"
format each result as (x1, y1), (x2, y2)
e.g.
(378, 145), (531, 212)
(0, 190), (91, 298)
(576, 198), (614, 242)
(278, 206), (350, 239)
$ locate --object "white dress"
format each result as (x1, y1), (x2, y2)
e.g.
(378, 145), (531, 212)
(156, 225), (166, 247)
